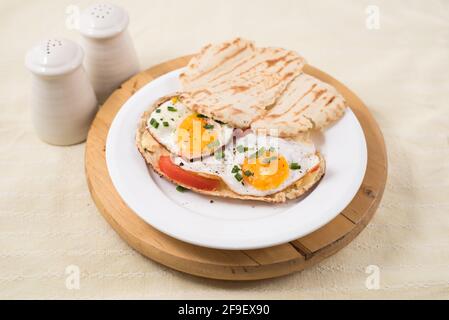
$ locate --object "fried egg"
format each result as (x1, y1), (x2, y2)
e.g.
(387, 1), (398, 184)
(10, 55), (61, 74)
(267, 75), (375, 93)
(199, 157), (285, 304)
(172, 132), (320, 196)
(147, 96), (233, 159)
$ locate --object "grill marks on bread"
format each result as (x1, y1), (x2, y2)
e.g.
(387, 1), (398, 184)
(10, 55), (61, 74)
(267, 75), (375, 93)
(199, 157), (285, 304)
(180, 38), (346, 136)
(251, 73), (346, 136)
(180, 38), (306, 128)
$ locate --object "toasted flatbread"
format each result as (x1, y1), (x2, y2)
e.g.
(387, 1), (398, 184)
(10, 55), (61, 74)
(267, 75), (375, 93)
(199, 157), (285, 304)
(136, 95), (325, 203)
(180, 38), (346, 136)
(179, 38), (306, 128)
(251, 73), (347, 136)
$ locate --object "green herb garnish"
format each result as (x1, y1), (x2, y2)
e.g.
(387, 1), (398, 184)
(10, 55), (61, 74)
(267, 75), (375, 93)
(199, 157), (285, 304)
(204, 124), (214, 130)
(163, 121), (169, 127)
(236, 145), (249, 153)
(249, 147), (266, 159)
(176, 185), (188, 192)
(207, 140), (220, 149)
(244, 170), (253, 177)
(156, 109), (161, 113)
(261, 156), (278, 164)
(167, 106), (177, 112)
(231, 165), (240, 173)
(214, 150), (225, 160)
(196, 114), (208, 118)
(289, 163), (301, 170)
(234, 172), (243, 182)
(149, 118), (159, 129)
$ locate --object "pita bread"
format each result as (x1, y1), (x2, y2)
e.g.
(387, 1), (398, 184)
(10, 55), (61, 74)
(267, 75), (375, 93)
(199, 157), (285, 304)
(251, 73), (347, 136)
(179, 38), (306, 128)
(136, 95), (325, 203)
(180, 39), (346, 136)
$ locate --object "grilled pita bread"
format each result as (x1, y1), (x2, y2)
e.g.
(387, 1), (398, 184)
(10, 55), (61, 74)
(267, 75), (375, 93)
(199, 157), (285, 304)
(251, 73), (347, 136)
(179, 38), (306, 128)
(180, 38), (346, 136)
(136, 95), (325, 203)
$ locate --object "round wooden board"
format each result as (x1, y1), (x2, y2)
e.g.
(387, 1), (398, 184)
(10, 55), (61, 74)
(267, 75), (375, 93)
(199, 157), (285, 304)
(85, 55), (387, 281)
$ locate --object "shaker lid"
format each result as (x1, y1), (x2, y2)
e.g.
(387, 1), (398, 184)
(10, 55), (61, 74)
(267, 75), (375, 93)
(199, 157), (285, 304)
(79, 3), (129, 39)
(25, 38), (84, 76)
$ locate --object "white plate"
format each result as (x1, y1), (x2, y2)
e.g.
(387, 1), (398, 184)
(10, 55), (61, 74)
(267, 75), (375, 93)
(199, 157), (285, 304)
(106, 68), (367, 250)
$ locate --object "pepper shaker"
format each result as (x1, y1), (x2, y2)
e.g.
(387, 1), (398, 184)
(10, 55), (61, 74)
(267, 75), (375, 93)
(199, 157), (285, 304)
(25, 38), (98, 146)
(79, 3), (140, 104)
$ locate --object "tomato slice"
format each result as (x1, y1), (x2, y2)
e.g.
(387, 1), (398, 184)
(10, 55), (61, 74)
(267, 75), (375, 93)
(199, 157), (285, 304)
(158, 156), (220, 191)
(310, 163), (320, 173)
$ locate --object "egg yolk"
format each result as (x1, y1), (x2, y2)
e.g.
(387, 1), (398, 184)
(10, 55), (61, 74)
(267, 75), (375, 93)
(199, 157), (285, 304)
(177, 114), (217, 157)
(241, 151), (289, 191)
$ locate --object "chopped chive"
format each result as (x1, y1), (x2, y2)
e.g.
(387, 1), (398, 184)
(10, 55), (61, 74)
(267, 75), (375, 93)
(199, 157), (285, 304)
(196, 114), (208, 118)
(269, 146), (276, 152)
(249, 146), (266, 159)
(231, 165), (240, 173)
(163, 121), (169, 127)
(176, 185), (188, 192)
(207, 139), (220, 149)
(214, 149), (225, 160)
(215, 119), (225, 125)
(204, 124), (214, 130)
(261, 156), (278, 164)
(290, 162), (301, 170)
(149, 118), (159, 129)
(234, 172), (243, 182)
(244, 170), (253, 177)
(167, 106), (177, 112)
(156, 109), (161, 113)
(237, 145), (249, 153)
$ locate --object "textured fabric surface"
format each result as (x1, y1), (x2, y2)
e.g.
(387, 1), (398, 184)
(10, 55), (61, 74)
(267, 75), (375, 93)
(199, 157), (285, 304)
(1, 0), (448, 299)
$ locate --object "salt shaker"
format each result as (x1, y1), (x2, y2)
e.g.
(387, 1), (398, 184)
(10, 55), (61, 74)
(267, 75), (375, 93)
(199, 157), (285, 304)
(25, 38), (98, 146)
(79, 3), (140, 104)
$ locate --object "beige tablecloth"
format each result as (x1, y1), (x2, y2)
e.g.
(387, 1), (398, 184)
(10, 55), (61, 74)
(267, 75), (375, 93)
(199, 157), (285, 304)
(1, 0), (448, 299)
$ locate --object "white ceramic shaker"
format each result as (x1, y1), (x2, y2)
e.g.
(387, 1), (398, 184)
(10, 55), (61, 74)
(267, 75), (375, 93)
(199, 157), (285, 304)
(25, 38), (98, 146)
(79, 3), (140, 104)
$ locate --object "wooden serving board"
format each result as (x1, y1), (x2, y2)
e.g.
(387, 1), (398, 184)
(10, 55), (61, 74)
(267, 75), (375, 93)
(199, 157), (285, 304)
(85, 56), (387, 280)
